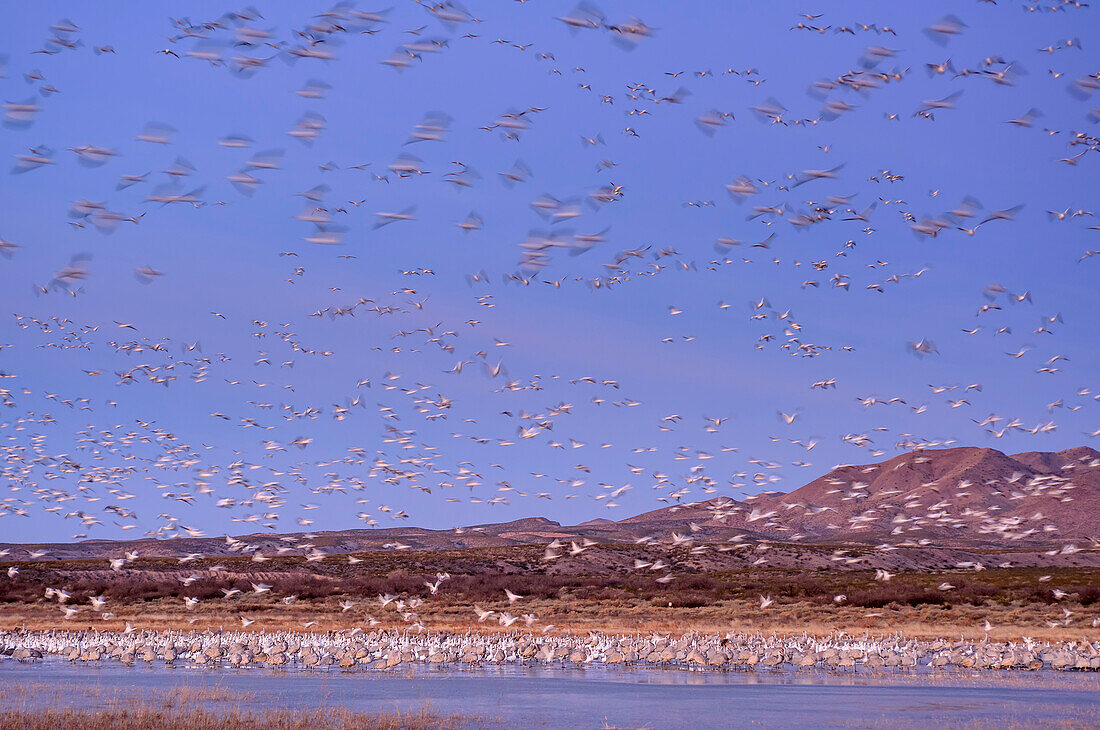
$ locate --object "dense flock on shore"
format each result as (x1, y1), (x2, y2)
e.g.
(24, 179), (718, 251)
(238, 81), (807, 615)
(3, 628), (1099, 673)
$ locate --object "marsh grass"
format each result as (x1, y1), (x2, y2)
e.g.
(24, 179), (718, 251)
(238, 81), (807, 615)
(0, 705), (481, 730)
(159, 685), (257, 708)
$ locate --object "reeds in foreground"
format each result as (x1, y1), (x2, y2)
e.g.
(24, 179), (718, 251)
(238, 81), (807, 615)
(0, 706), (483, 730)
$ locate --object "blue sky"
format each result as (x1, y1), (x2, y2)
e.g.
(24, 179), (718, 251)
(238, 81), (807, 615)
(1, 1), (1098, 543)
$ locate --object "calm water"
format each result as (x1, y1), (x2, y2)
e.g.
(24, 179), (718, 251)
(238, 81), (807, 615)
(1, 659), (1097, 729)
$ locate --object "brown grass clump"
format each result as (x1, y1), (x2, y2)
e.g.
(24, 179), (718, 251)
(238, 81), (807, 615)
(0, 706), (481, 730)
(158, 686), (256, 708)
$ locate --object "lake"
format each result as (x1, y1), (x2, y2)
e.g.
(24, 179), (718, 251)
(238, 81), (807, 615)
(1, 659), (1097, 728)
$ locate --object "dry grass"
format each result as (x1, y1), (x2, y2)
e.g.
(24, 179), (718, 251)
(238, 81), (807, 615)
(0, 705), (480, 730)
(159, 686), (256, 708)
(1, 596), (1094, 642)
(0, 674), (475, 726)
(2, 555), (1097, 642)
(0, 683), (51, 702)
(1, 681), (253, 708)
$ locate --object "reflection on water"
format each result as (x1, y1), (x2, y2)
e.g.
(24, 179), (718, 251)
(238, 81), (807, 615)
(1, 659), (1097, 729)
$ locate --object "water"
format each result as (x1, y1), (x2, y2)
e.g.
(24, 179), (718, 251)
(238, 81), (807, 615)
(1, 659), (1097, 729)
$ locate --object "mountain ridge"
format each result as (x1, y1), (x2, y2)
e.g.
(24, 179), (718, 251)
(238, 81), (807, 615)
(2, 446), (1097, 561)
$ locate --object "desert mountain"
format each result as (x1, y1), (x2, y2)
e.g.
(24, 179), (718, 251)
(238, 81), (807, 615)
(683, 445), (1100, 546)
(2, 446), (1097, 561)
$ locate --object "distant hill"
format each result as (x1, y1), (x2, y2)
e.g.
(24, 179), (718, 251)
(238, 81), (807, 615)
(698, 445), (1100, 545)
(2, 447), (1097, 561)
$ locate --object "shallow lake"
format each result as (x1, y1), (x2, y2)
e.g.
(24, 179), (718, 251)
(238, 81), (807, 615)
(1, 659), (1097, 728)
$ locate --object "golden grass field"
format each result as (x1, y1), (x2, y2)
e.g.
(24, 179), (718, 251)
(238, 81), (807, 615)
(2, 597), (1095, 642)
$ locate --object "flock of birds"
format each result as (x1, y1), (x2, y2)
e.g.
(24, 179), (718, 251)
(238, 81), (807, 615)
(1, 1), (1099, 640)
(4, 627), (1100, 672)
